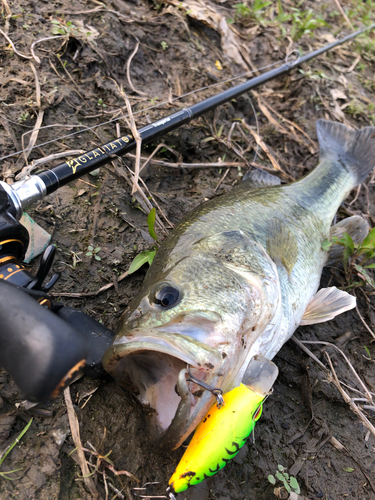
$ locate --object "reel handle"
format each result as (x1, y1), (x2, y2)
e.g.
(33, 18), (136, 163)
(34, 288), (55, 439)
(0, 280), (88, 402)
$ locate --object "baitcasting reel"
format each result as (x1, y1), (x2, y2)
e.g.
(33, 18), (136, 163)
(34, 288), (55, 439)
(0, 183), (115, 403)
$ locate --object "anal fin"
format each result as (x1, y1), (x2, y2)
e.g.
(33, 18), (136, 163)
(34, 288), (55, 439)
(300, 287), (356, 326)
(326, 215), (370, 266)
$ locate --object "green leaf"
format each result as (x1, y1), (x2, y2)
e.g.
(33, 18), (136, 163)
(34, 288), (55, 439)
(360, 227), (375, 250)
(321, 239), (332, 251)
(148, 250), (156, 266)
(343, 467), (354, 472)
(87, 245), (93, 251)
(365, 263), (375, 268)
(94, 255), (101, 261)
(276, 471), (284, 481)
(268, 474), (276, 485)
(147, 208), (158, 241)
(277, 464), (285, 472)
(289, 476), (300, 494)
(354, 264), (375, 289)
(129, 250), (156, 274)
(364, 345), (371, 359)
(86, 252), (93, 256)
(0, 418), (32, 466)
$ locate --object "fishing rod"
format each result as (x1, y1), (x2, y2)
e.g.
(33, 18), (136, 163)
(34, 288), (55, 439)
(1, 24), (374, 220)
(0, 24), (373, 404)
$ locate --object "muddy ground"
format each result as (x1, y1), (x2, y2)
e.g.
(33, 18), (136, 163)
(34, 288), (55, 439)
(1, 0), (375, 499)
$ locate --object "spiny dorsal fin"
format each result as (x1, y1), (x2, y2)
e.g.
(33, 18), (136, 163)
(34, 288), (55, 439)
(300, 287), (356, 326)
(326, 216), (370, 266)
(243, 168), (281, 188)
(316, 120), (375, 185)
(267, 218), (298, 275)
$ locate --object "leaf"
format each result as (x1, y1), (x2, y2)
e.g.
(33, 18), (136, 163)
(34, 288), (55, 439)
(86, 252), (93, 256)
(321, 239), (332, 251)
(360, 227), (375, 250)
(343, 467), (354, 472)
(94, 255), (101, 261)
(148, 250), (156, 266)
(289, 476), (300, 494)
(364, 345), (371, 359)
(354, 264), (375, 289)
(364, 263), (375, 269)
(87, 245), (93, 251)
(268, 475), (276, 485)
(147, 208), (158, 241)
(128, 250), (156, 274)
(276, 471), (284, 481)
(277, 464), (285, 472)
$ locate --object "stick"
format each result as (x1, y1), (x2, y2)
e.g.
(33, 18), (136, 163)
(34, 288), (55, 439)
(126, 38), (148, 97)
(64, 387), (99, 498)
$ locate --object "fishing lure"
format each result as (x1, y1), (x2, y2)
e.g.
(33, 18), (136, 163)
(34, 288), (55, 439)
(167, 356), (278, 495)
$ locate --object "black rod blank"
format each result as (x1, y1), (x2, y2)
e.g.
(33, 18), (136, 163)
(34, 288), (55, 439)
(37, 24), (375, 196)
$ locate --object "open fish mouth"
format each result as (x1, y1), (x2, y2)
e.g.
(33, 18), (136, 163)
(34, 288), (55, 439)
(102, 331), (224, 450)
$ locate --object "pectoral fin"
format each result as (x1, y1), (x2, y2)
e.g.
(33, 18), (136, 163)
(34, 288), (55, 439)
(267, 218), (298, 275)
(300, 287), (356, 326)
(326, 216), (370, 266)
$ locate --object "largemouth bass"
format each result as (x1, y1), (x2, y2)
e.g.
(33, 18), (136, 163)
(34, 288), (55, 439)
(103, 120), (375, 450)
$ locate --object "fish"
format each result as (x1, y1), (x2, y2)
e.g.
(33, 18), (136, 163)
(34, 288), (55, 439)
(102, 120), (375, 451)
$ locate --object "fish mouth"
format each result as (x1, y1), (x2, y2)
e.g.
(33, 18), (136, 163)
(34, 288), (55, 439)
(102, 330), (224, 450)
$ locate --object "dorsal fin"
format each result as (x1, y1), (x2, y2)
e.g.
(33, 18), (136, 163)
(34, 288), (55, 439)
(243, 168), (281, 188)
(267, 218), (298, 275)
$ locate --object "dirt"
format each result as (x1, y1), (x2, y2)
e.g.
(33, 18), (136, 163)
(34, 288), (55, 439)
(1, 0), (375, 499)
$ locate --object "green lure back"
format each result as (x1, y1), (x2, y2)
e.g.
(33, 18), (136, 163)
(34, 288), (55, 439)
(168, 383), (264, 494)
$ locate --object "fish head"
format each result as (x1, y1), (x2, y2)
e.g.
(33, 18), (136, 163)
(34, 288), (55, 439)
(103, 230), (281, 449)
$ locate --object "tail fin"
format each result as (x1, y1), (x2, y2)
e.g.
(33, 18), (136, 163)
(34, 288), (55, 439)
(316, 120), (375, 185)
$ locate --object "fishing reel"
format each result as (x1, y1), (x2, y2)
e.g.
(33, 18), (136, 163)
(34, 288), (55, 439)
(0, 183), (115, 403)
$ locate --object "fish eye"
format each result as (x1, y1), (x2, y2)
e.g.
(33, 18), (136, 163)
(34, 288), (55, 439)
(151, 284), (180, 308)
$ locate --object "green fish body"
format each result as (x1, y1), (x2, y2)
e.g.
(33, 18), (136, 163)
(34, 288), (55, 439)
(103, 120), (375, 450)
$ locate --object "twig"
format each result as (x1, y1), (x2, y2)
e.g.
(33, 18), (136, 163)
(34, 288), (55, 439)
(126, 38), (148, 97)
(30, 35), (69, 64)
(332, 0), (355, 31)
(108, 482), (125, 499)
(64, 387), (99, 498)
(1, 0), (12, 33)
(16, 150), (86, 180)
(302, 340), (373, 402)
(0, 28), (34, 60)
(129, 154), (246, 169)
(124, 96), (142, 194)
(137, 175), (174, 228)
(21, 63), (44, 164)
(138, 143), (182, 175)
(214, 167), (230, 192)
(51, 269), (129, 298)
(324, 352), (375, 438)
(355, 305), (375, 341)
(291, 337), (328, 373)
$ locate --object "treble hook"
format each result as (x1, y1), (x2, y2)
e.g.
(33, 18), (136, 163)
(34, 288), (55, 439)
(186, 365), (225, 409)
(133, 482), (176, 500)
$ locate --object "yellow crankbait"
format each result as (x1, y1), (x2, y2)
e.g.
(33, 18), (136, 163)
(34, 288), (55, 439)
(168, 356), (278, 495)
